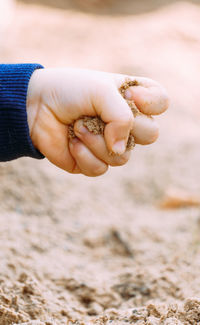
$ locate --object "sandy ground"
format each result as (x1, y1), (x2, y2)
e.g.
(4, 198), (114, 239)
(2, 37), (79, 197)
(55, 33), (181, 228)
(1, 0), (200, 324)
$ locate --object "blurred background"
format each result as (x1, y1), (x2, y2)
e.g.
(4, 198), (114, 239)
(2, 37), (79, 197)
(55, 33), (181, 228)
(0, 1), (200, 324)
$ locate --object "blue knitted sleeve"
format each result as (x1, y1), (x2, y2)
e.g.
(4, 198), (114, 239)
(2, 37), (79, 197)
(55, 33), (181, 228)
(0, 63), (45, 161)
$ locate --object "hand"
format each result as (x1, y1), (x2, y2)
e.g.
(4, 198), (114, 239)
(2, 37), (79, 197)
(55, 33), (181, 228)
(27, 68), (169, 176)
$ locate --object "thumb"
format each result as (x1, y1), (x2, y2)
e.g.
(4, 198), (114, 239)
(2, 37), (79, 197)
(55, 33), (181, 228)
(94, 85), (134, 155)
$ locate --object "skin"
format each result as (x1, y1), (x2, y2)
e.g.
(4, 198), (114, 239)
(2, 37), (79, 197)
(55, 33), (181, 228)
(27, 68), (169, 177)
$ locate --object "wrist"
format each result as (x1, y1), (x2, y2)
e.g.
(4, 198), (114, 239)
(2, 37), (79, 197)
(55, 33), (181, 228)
(26, 68), (43, 150)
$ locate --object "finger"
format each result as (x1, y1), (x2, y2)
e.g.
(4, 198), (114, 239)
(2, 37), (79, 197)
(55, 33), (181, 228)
(34, 110), (81, 173)
(74, 119), (131, 166)
(69, 137), (108, 177)
(114, 75), (169, 115)
(93, 84), (134, 155)
(131, 114), (159, 145)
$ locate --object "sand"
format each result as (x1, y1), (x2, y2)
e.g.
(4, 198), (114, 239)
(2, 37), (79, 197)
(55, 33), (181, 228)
(1, 0), (200, 324)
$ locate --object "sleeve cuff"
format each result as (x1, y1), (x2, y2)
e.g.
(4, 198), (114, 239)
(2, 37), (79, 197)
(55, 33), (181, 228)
(0, 63), (45, 161)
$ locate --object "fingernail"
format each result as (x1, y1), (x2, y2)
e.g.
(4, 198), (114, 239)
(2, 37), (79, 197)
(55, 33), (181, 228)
(76, 122), (88, 136)
(112, 140), (126, 155)
(125, 89), (132, 99)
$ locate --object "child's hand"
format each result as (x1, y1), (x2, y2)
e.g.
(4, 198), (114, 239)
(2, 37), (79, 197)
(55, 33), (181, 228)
(27, 68), (169, 176)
